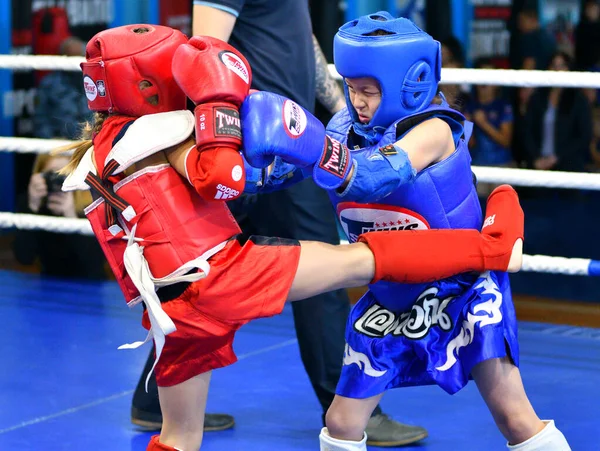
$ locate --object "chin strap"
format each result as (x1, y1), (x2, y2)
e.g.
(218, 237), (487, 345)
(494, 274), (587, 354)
(352, 122), (386, 144)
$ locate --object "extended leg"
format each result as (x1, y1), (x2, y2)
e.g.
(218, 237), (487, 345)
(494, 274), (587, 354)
(357, 184), (524, 284)
(288, 185), (524, 301)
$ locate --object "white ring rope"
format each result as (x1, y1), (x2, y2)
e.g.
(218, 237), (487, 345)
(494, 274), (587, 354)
(521, 255), (593, 276)
(0, 55), (83, 71)
(1, 211), (595, 276)
(2, 136), (600, 191)
(2, 54), (600, 88)
(473, 166), (600, 191)
(1, 54), (599, 277)
(0, 137), (73, 154)
(0, 212), (92, 235)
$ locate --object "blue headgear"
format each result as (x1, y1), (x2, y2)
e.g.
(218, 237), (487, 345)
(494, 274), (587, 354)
(334, 12), (441, 141)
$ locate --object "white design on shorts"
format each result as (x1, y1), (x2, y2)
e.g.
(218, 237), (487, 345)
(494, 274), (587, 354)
(354, 287), (453, 339)
(343, 344), (387, 377)
(436, 271), (503, 371)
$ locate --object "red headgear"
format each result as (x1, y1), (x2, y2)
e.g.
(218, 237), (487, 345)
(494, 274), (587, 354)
(81, 24), (188, 117)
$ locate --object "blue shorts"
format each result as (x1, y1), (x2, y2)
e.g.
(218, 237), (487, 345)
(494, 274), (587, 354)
(336, 271), (519, 398)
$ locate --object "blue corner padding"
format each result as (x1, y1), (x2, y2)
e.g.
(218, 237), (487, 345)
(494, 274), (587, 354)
(587, 259), (600, 277)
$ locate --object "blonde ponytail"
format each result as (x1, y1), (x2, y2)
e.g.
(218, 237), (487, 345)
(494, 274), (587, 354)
(53, 112), (108, 175)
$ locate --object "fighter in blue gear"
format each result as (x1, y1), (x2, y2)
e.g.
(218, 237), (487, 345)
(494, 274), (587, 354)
(320, 13), (570, 451)
(239, 12), (570, 451)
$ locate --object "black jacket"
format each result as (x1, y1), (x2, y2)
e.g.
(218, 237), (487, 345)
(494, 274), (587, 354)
(523, 88), (592, 172)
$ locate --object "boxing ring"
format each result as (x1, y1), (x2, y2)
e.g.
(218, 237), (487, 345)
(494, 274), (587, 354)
(0, 55), (599, 450)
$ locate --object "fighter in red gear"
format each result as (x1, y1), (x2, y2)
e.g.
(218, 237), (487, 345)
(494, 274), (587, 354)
(58, 24), (524, 451)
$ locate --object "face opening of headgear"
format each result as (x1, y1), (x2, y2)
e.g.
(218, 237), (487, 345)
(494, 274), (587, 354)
(80, 24), (188, 117)
(334, 12), (441, 139)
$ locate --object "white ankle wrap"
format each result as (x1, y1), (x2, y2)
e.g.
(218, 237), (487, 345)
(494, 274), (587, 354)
(319, 427), (367, 451)
(507, 420), (571, 450)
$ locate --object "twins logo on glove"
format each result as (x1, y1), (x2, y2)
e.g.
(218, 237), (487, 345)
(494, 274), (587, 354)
(282, 100), (308, 138)
(213, 107), (241, 139)
(318, 136), (349, 178)
(218, 51), (250, 84)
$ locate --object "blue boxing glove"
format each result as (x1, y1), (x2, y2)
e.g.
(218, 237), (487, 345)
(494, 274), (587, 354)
(241, 91), (325, 168)
(243, 155), (307, 194)
(241, 92), (352, 189)
(336, 143), (416, 203)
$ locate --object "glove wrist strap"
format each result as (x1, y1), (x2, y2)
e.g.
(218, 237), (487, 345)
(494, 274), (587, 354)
(194, 102), (241, 152)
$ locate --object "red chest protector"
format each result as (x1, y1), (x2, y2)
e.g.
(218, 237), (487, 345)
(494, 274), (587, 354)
(83, 115), (241, 306)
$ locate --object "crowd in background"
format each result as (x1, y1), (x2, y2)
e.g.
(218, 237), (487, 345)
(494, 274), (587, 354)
(10, 2), (600, 288)
(443, 2), (600, 181)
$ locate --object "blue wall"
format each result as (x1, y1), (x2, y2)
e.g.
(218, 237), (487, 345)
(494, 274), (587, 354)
(111, 0), (158, 27)
(344, 0), (387, 22)
(451, 0), (472, 65)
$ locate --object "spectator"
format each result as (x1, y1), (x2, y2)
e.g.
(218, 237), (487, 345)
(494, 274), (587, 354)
(511, 86), (536, 167)
(523, 51), (592, 173)
(440, 36), (470, 111)
(466, 58), (514, 196)
(12, 153), (107, 280)
(514, 8), (556, 70)
(33, 36), (92, 140)
(466, 58), (514, 169)
(130, 0), (428, 447)
(575, 0), (600, 71)
(588, 106), (600, 171)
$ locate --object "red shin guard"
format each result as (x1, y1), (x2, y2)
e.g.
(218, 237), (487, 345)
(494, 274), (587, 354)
(358, 185), (524, 284)
(146, 435), (181, 451)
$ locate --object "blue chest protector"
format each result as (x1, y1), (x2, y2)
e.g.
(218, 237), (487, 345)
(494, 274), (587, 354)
(328, 104), (519, 397)
(327, 102), (482, 308)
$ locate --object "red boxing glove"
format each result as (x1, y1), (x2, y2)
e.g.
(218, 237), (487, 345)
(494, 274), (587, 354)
(172, 36), (252, 152)
(185, 145), (245, 202)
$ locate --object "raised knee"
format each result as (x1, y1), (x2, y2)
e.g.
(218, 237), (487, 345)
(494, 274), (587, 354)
(325, 407), (368, 440)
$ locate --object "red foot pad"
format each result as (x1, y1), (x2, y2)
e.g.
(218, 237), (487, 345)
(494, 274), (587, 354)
(146, 435), (181, 451)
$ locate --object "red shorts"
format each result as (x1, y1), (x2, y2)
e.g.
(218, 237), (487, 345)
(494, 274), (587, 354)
(142, 235), (301, 387)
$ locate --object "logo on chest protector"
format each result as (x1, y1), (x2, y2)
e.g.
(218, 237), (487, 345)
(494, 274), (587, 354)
(337, 203), (430, 242)
(319, 136), (348, 178)
(214, 107), (241, 139)
(354, 287), (454, 339)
